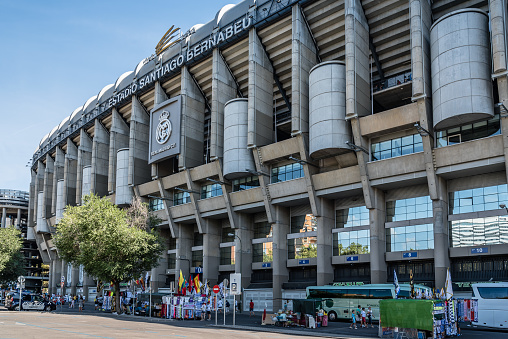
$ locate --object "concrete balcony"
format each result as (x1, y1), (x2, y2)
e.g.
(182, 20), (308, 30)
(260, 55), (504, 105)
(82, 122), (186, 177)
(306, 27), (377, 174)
(258, 138), (300, 163)
(138, 180), (159, 196)
(230, 187), (265, 212)
(360, 102), (419, 137)
(161, 171), (187, 190)
(170, 203), (195, 220)
(198, 196), (227, 218)
(314, 165), (363, 198)
(190, 162), (218, 181)
(268, 177), (308, 205)
(368, 152), (427, 189)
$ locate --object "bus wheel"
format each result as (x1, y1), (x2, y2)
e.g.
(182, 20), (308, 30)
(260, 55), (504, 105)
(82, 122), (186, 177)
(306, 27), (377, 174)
(328, 311), (337, 321)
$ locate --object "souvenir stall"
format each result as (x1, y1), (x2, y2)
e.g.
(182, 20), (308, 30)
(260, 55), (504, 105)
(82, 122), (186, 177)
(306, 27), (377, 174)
(162, 295), (211, 320)
(261, 299), (327, 328)
(379, 299), (459, 339)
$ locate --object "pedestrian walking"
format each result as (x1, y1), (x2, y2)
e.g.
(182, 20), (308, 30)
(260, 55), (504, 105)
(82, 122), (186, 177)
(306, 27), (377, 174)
(225, 300), (230, 313)
(367, 306), (374, 328)
(78, 296), (83, 312)
(206, 301), (212, 320)
(361, 307), (366, 328)
(70, 295), (75, 308)
(94, 297), (98, 310)
(349, 309), (357, 329)
(201, 303), (206, 321)
(249, 299), (254, 317)
(217, 298), (223, 313)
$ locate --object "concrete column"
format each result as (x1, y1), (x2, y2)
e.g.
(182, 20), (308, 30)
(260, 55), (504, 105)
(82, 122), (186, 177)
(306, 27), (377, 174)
(1, 207), (5, 228)
(203, 219), (221, 287)
(34, 161), (45, 223)
(60, 260), (67, 293)
(51, 147), (65, 216)
(108, 108), (130, 194)
(176, 224), (193, 284)
(151, 81), (170, 179)
(211, 48), (237, 160)
(369, 188), (387, 283)
(410, 0), (432, 98)
(490, 0), (507, 74)
(63, 138), (78, 208)
(272, 206), (290, 311)
(91, 119), (110, 197)
(71, 265), (79, 296)
(179, 66), (205, 170)
(151, 228), (170, 291)
(128, 96), (151, 186)
(49, 259), (56, 295)
(345, 0), (371, 119)
(16, 209), (21, 228)
(43, 154), (54, 219)
(291, 3), (317, 137)
(76, 130), (92, 205)
(433, 176), (449, 289)
(234, 213), (253, 290)
(317, 198), (334, 285)
(28, 170), (36, 227)
(248, 28), (274, 148)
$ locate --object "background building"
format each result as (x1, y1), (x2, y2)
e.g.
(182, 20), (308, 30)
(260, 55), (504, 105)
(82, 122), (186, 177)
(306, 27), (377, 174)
(29, 0), (508, 310)
(1, 189), (47, 292)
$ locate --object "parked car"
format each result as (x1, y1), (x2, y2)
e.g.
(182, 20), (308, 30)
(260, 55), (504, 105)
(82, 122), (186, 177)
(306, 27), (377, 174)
(4, 291), (30, 311)
(21, 294), (56, 312)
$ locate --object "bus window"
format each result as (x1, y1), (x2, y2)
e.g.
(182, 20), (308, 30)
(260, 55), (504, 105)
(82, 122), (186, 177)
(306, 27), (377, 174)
(398, 290), (411, 298)
(346, 289), (369, 299)
(477, 287), (508, 299)
(369, 289), (392, 299)
(327, 289), (349, 298)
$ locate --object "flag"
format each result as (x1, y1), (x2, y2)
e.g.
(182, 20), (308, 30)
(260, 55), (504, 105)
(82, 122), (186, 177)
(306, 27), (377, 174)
(188, 275), (194, 293)
(445, 268), (454, 300)
(393, 269), (400, 298)
(194, 274), (201, 294)
(439, 288), (445, 300)
(204, 279), (209, 296)
(140, 277), (145, 291)
(178, 270), (184, 294)
(145, 272), (150, 290)
(409, 269), (415, 299)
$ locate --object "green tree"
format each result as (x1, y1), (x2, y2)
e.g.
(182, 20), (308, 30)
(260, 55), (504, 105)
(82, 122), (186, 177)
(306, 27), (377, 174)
(54, 194), (165, 313)
(263, 249), (273, 262)
(296, 243), (317, 259)
(0, 227), (25, 286)
(338, 242), (369, 256)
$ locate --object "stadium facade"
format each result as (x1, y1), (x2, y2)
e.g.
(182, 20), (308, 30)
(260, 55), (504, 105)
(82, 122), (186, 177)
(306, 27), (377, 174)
(29, 0), (508, 311)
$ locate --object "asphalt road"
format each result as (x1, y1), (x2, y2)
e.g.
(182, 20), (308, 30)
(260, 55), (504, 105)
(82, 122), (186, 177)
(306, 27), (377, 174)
(0, 304), (506, 339)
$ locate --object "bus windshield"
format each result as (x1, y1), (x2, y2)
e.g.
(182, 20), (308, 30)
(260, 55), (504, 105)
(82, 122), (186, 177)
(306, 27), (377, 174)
(477, 287), (508, 299)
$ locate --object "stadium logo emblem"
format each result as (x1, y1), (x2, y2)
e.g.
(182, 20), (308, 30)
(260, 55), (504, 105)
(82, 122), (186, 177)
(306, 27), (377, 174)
(156, 111), (172, 145)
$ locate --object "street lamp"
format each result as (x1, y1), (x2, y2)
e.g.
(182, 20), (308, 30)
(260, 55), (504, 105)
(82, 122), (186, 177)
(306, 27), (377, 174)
(228, 233), (242, 270)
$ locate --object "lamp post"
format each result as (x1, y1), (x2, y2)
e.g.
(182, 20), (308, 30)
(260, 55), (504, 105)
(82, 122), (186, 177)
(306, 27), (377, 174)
(228, 233), (242, 326)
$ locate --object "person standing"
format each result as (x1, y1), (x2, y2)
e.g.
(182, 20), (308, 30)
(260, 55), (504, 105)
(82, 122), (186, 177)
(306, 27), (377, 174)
(349, 309), (357, 329)
(361, 307), (366, 328)
(78, 296), (83, 312)
(70, 295), (75, 308)
(367, 306), (374, 328)
(217, 298), (223, 313)
(206, 301), (212, 320)
(201, 302), (206, 321)
(249, 299), (254, 317)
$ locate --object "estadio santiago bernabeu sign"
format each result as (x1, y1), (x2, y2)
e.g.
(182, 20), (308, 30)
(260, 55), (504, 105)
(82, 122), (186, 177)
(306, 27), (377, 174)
(102, 17), (252, 112)
(149, 96), (181, 164)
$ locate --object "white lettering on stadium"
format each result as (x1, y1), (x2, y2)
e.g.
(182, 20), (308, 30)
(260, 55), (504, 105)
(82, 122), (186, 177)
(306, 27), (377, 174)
(151, 143), (177, 156)
(102, 17), (252, 112)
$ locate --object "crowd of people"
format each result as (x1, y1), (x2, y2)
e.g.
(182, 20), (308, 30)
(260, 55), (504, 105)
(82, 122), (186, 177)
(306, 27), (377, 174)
(349, 305), (375, 330)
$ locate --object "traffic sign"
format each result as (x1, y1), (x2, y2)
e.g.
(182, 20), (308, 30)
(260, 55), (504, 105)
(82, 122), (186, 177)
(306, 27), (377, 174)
(17, 276), (25, 284)
(213, 285), (220, 294)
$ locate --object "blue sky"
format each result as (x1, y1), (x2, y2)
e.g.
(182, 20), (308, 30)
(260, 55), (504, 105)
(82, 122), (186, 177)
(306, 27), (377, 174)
(0, 0), (238, 192)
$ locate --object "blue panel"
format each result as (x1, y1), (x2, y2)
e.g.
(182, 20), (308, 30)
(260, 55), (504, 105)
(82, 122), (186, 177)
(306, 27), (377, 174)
(298, 259), (310, 265)
(403, 252), (418, 258)
(346, 256), (359, 262)
(471, 247), (488, 254)
(261, 263), (271, 268)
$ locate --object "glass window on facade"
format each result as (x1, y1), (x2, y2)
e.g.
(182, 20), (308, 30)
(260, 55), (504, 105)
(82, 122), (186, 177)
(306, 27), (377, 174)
(386, 224), (434, 252)
(168, 253), (176, 269)
(252, 242), (273, 262)
(271, 162), (304, 183)
(232, 176), (260, 192)
(193, 232), (203, 247)
(291, 214), (317, 233)
(221, 227), (235, 243)
(336, 206), (369, 228)
(192, 250), (203, 267)
(386, 196), (432, 222)
(449, 184), (508, 214)
(333, 230), (370, 256)
(450, 216), (508, 247)
(149, 197), (164, 211)
(371, 134), (423, 161)
(174, 190), (190, 206)
(436, 114), (501, 148)
(168, 237), (177, 251)
(288, 237), (317, 259)
(220, 246), (235, 265)
(200, 183), (223, 199)
(254, 221), (273, 239)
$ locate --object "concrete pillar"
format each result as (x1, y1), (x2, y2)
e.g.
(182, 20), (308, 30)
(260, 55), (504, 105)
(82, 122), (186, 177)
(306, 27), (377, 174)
(71, 265), (79, 296)
(272, 206), (290, 311)
(433, 176), (449, 289)
(345, 0), (371, 119)
(16, 209), (21, 228)
(43, 154), (54, 219)
(317, 198), (334, 285)
(369, 188), (387, 283)
(76, 129), (92, 205)
(1, 207), (5, 228)
(63, 138), (78, 208)
(410, 0), (432, 98)
(128, 96), (151, 186)
(91, 119), (110, 197)
(60, 260), (67, 293)
(490, 0), (507, 74)
(34, 161), (45, 223)
(248, 28), (274, 148)
(108, 108), (130, 194)
(234, 213), (253, 290)
(179, 66), (205, 170)
(151, 228), (170, 291)
(176, 224), (193, 284)
(203, 219), (221, 287)
(151, 81), (170, 179)
(291, 3), (317, 137)
(28, 170), (36, 228)
(49, 259), (56, 295)
(51, 147), (65, 216)
(211, 48), (237, 160)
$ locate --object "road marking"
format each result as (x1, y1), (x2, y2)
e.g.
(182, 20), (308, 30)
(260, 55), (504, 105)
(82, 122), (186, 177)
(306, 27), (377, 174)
(15, 322), (25, 326)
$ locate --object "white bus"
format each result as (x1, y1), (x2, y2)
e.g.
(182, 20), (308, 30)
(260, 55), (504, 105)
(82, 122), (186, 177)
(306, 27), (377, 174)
(306, 283), (431, 321)
(472, 282), (508, 328)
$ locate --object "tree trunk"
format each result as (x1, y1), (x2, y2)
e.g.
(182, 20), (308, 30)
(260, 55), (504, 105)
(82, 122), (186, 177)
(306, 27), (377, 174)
(115, 281), (121, 314)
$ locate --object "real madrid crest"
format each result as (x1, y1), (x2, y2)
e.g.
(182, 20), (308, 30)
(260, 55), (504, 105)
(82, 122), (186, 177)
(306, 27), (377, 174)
(156, 111), (172, 145)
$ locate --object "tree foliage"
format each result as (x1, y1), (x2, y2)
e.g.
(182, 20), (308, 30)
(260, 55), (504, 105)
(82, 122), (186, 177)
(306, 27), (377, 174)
(337, 242), (369, 256)
(0, 227), (25, 286)
(53, 194), (165, 313)
(296, 243), (317, 259)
